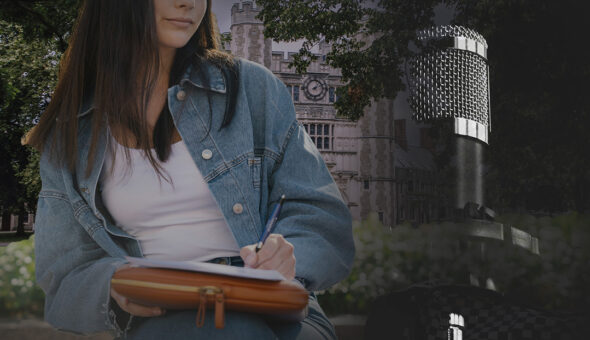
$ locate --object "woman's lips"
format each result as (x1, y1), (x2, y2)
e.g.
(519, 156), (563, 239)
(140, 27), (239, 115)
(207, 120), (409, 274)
(166, 18), (193, 28)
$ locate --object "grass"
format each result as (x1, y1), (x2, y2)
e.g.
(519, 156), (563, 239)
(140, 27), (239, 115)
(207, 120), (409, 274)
(0, 232), (34, 244)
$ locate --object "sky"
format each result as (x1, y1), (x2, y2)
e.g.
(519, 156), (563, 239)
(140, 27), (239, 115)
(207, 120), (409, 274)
(210, 0), (234, 34)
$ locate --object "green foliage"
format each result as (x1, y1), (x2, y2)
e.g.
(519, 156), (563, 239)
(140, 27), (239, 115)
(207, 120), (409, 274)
(0, 1), (80, 221)
(16, 150), (41, 203)
(2, 214), (588, 319)
(318, 213), (427, 315)
(494, 212), (590, 310)
(0, 232), (33, 243)
(0, 0), (81, 51)
(318, 212), (590, 316)
(256, 0), (444, 120)
(220, 32), (232, 47)
(0, 236), (45, 318)
(0, 18), (61, 219)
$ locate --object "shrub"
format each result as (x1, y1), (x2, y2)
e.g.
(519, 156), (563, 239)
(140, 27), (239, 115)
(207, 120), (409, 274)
(318, 212), (590, 316)
(0, 235), (44, 318)
(2, 213), (589, 319)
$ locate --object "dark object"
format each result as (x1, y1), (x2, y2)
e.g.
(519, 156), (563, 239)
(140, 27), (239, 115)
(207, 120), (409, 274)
(408, 25), (490, 217)
(365, 284), (590, 340)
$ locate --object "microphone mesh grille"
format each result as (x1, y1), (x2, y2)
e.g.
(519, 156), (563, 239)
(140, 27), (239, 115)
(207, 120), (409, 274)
(409, 26), (490, 127)
(417, 25), (488, 48)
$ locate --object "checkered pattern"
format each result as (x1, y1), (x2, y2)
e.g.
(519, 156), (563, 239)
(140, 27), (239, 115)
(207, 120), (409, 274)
(415, 285), (587, 340)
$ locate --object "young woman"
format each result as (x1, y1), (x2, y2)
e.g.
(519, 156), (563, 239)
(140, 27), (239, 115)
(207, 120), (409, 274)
(28, 0), (354, 338)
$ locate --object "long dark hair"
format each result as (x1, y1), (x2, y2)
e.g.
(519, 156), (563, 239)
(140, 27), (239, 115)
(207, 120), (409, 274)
(27, 0), (238, 178)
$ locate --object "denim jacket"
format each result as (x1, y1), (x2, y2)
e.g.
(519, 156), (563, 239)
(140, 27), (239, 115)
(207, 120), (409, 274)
(34, 57), (354, 335)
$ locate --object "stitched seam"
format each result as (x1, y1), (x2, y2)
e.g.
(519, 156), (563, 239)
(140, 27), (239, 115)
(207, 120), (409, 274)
(39, 190), (69, 202)
(180, 78), (226, 93)
(72, 203), (86, 218)
(188, 97), (224, 182)
(188, 97), (254, 183)
(70, 202), (103, 236)
(202, 152), (250, 182)
(72, 201), (89, 217)
(86, 222), (103, 236)
(263, 148), (280, 162)
(271, 120), (299, 174)
(249, 156), (262, 189)
(179, 62), (226, 93)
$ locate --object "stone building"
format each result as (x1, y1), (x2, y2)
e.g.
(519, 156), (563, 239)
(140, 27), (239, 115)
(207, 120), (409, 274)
(228, 1), (396, 225)
(1, 210), (35, 232)
(393, 90), (440, 225)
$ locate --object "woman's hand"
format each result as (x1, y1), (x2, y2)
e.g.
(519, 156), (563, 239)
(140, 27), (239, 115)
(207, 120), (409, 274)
(240, 234), (296, 281)
(110, 264), (165, 317)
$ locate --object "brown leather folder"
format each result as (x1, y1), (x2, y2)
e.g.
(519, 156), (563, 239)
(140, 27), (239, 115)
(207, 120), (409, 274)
(111, 267), (309, 329)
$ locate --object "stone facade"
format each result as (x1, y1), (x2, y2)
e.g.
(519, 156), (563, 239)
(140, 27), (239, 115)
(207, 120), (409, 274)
(0, 211), (35, 231)
(227, 2), (396, 225)
(393, 90), (442, 225)
(230, 2), (272, 69)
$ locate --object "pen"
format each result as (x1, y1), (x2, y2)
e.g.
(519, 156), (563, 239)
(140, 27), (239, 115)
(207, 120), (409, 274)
(255, 194), (286, 252)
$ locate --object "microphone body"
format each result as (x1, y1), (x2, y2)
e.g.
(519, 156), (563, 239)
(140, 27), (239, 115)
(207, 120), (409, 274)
(408, 25), (491, 219)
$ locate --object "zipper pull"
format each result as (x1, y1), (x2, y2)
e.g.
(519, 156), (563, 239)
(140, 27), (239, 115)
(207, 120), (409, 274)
(214, 292), (225, 329)
(196, 290), (206, 327)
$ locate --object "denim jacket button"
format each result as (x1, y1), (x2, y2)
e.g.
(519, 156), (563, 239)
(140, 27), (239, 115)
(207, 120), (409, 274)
(176, 90), (186, 101)
(201, 149), (213, 160)
(232, 203), (243, 214)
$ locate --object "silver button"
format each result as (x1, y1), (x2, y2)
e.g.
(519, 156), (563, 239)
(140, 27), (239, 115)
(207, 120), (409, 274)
(232, 203), (243, 214)
(176, 90), (186, 101)
(81, 187), (89, 194)
(201, 149), (213, 160)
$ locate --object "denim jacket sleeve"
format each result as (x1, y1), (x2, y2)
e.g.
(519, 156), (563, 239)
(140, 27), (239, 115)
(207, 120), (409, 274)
(273, 122), (355, 291)
(240, 60), (355, 291)
(34, 151), (128, 335)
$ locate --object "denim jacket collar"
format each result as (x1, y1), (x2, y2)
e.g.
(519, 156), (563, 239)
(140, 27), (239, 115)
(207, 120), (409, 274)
(76, 57), (227, 118)
(73, 57), (229, 249)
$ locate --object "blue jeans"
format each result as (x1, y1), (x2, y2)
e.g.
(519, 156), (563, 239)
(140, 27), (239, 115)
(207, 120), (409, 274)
(122, 257), (337, 340)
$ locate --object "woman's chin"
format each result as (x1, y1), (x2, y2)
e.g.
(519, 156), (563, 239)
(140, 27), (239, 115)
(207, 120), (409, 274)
(158, 35), (194, 50)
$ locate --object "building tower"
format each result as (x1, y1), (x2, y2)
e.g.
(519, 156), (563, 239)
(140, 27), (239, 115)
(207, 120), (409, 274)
(230, 1), (272, 68)
(358, 98), (396, 226)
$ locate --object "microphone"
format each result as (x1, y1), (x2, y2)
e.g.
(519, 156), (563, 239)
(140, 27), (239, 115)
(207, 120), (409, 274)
(408, 25), (491, 219)
(406, 24), (539, 274)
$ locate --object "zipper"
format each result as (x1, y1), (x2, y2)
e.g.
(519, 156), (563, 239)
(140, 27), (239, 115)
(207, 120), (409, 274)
(111, 279), (225, 328)
(196, 286), (224, 329)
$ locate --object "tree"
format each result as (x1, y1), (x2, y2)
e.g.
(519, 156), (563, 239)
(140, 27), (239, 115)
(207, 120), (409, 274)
(0, 0), (80, 51)
(2, 1), (589, 215)
(452, 0), (590, 213)
(0, 23), (32, 233)
(255, 0), (590, 213)
(256, 0), (443, 120)
(0, 1), (70, 232)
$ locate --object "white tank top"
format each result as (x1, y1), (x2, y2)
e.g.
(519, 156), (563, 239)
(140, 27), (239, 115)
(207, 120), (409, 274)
(99, 136), (241, 262)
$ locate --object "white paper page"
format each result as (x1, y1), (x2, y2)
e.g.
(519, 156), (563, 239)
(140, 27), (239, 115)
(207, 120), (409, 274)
(125, 256), (286, 281)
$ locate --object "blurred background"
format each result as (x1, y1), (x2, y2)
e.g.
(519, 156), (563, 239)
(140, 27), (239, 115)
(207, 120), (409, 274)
(1, 0), (589, 339)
